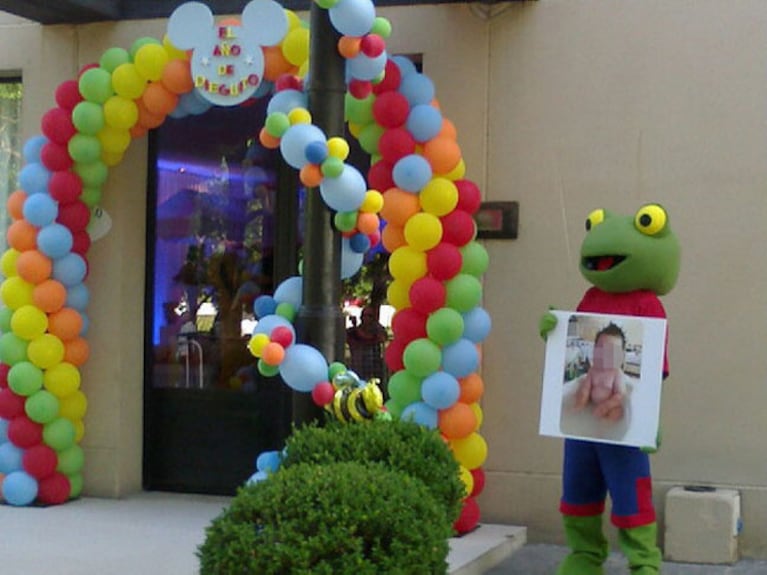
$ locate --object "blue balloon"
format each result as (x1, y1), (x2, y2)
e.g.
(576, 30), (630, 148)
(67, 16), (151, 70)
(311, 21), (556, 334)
(179, 90), (211, 116)
(253, 294), (277, 318)
(349, 233), (371, 254)
(406, 104), (443, 143)
(37, 223), (74, 259)
(279, 343), (329, 392)
(256, 450), (282, 473)
(305, 141), (328, 164)
(79, 312), (89, 336)
(66, 282), (90, 311)
(401, 401), (438, 429)
(168, 106), (188, 119)
(53, 253), (87, 286)
(391, 56), (418, 78)
(18, 162), (51, 195)
(273, 276), (303, 309)
(329, 0), (376, 36)
(341, 237), (364, 279)
(3, 471), (38, 506)
(347, 51), (387, 82)
(252, 79), (274, 100)
(266, 89), (307, 116)
(441, 338), (479, 379)
(421, 371), (461, 410)
(399, 73), (435, 107)
(392, 154), (432, 193)
(319, 164), (367, 212)
(23, 135), (48, 163)
(462, 307), (492, 344)
(280, 124), (326, 169)
(0, 441), (23, 474)
(22, 193), (59, 228)
(246, 470), (268, 485)
(0, 420), (7, 443)
(253, 314), (296, 341)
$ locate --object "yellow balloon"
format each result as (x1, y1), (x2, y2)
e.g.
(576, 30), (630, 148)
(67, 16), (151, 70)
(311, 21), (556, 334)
(288, 108), (312, 125)
(327, 137), (350, 161)
(348, 122), (363, 139)
(1, 249), (20, 278)
(248, 333), (270, 357)
(134, 43), (169, 82)
(360, 190), (384, 213)
(386, 278), (411, 310)
(73, 418), (86, 442)
(297, 60), (309, 79)
(284, 10), (302, 30)
(388, 246), (427, 283)
(1, 276), (34, 310)
(112, 63), (147, 100)
(101, 150), (124, 167)
(470, 402), (483, 430)
(443, 158), (466, 181)
(10, 305), (48, 340)
(459, 465), (474, 499)
(98, 125), (131, 154)
(404, 212), (442, 252)
(60, 391), (88, 421)
(420, 177), (458, 216)
(450, 432), (488, 470)
(282, 27), (310, 67)
(162, 34), (188, 60)
(44, 362), (81, 398)
(103, 96), (139, 131)
(27, 333), (65, 369)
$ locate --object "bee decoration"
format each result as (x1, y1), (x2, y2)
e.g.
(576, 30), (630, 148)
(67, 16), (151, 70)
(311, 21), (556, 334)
(328, 370), (385, 423)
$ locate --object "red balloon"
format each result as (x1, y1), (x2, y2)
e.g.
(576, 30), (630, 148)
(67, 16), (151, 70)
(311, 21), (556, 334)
(360, 34), (385, 58)
(367, 160), (394, 192)
(372, 92), (410, 129)
(470, 467), (486, 498)
(37, 472), (71, 505)
(0, 363), (9, 388)
(71, 230), (92, 256)
(455, 180), (482, 215)
(0, 388), (26, 419)
(427, 243), (463, 281)
(440, 210), (476, 247)
(368, 230), (381, 248)
(390, 308), (427, 343)
(8, 415), (43, 448)
(49, 171), (83, 204)
(409, 277), (446, 315)
(41, 108), (77, 145)
(55, 80), (84, 111)
(378, 128), (416, 164)
(349, 79), (372, 99)
(270, 326), (294, 348)
(41, 142), (74, 172)
(311, 381), (335, 406)
(78, 62), (99, 78)
(454, 496), (481, 534)
(274, 74), (303, 92)
(23, 444), (58, 480)
(384, 339), (406, 372)
(373, 59), (402, 95)
(57, 201), (91, 232)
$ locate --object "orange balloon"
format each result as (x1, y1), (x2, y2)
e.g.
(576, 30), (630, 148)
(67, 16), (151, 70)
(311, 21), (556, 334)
(356, 212), (379, 235)
(380, 188), (420, 227)
(130, 124), (148, 139)
(48, 307), (84, 342)
(438, 401), (477, 440)
(161, 59), (194, 95)
(299, 164), (323, 187)
(459, 373), (484, 404)
(259, 127), (280, 149)
(142, 82), (178, 117)
(262, 342), (285, 366)
(16, 250), (52, 285)
(32, 280), (67, 313)
(218, 17), (241, 26)
(263, 45), (295, 82)
(7, 220), (38, 252)
(135, 97), (166, 129)
(381, 223), (406, 252)
(337, 36), (361, 59)
(7, 190), (27, 220)
(64, 336), (90, 366)
(423, 137), (462, 175)
(438, 118), (457, 140)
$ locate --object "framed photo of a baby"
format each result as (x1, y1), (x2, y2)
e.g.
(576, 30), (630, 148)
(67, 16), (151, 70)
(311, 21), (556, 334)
(539, 311), (667, 448)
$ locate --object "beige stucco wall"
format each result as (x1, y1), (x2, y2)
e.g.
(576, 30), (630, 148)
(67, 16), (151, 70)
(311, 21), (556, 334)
(2, 0), (767, 560)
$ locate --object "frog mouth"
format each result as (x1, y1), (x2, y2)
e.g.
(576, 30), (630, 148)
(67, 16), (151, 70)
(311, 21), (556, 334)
(582, 255), (626, 272)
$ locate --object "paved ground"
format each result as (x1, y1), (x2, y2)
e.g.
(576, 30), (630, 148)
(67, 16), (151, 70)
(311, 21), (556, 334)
(485, 544), (767, 574)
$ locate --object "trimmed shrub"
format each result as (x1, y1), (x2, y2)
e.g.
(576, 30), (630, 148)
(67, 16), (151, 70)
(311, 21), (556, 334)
(197, 461), (452, 575)
(281, 418), (464, 524)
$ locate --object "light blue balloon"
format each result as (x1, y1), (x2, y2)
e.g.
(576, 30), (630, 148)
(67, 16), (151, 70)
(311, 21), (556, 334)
(79, 312), (89, 336)
(392, 154), (432, 193)
(246, 470), (268, 485)
(3, 471), (38, 506)
(37, 223), (74, 259)
(18, 162), (51, 195)
(347, 51), (387, 82)
(0, 441), (24, 474)
(399, 73), (435, 106)
(406, 104), (443, 143)
(341, 237), (364, 279)
(53, 253), (87, 286)
(23, 135), (48, 163)
(256, 450), (282, 473)
(266, 89), (307, 115)
(168, 106), (188, 119)
(253, 314), (296, 341)
(401, 401), (438, 429)
(391, 55), (418, 78)
(0, 419), (7, 443)
(66, 282), (90, 311)
(253, 295), (277, 319)
(421, 371), (461, 410)
(319, 164), (366, 212)
(462, 307), (492, 344)
(441, 338), (480, 379)
(329, 0), (376, 37)
(273, 276), (303, 309)
(22, 193), (59, 227)
(280, 124), (326, 169)
(179, 90), (211, 116)
(279, 343), (329, 393)
(253, 79), (274, 99)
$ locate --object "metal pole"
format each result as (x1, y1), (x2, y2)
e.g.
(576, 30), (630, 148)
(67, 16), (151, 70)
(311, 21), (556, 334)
(292, 2), (347, 425)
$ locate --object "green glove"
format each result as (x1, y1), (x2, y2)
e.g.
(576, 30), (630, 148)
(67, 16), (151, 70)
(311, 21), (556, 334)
(539, 308), (558, 340)
(641, 427), (663, 454)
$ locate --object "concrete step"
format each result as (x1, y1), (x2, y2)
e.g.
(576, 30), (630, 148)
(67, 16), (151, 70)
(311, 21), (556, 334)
(448, 524), (528, 575)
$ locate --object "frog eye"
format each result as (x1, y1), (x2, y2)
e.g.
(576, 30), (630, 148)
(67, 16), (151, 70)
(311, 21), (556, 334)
(585, 209), (605, 231)
(635, 204), (667, 235)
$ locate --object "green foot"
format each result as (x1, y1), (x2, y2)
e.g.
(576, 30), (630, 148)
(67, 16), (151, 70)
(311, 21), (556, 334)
(556, 553), (605, 575)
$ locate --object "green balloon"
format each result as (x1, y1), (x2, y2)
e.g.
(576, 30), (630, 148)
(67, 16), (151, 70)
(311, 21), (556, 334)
(265, 112), (290, 138)
(72, 101), (106, 136)
(99, 47), (131, 73)
(0, 306), (13, 332)
(25, 390), (60, 424)
(43, 417), (76, 451)
(402, 338), (442, 378)
(344, 93), (374, 125)
(68, 473), (84, 499)
(320, 157), (344, 178)
(8, 361), (44, 396)
(258, 359), (280, 377)
(371, 17), (392, 39)
(80, 187), (103, 208)
(0, 333), (29, 365)
(460, 241), (490, 277)
(315, 0), (338, 8)
(387, 370), (423, 406)
(328, 362), (347, 380)
(384, 398), (405, 419)
(334, 211), (358, 232)
(57, 444), (85, 475)
(275, 302), (296, 322)
(78, 68), (114, 104)
(445, 274), (482, 313)
(426, 307), (465, 346)
(358, 123), (384, 155)
(68, 134), (102, 164)
(74, 161), (109, 188)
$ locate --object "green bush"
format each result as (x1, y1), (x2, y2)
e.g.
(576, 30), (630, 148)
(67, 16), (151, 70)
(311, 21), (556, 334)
(281, 418), (464, 524)
(197, 461), (452, 575)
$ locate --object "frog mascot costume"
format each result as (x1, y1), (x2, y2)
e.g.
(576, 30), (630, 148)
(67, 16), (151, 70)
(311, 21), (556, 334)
(540, 204), (680, 575)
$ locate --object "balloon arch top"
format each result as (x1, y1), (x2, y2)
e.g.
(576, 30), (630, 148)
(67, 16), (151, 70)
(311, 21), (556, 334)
(0, 0), (491, 532)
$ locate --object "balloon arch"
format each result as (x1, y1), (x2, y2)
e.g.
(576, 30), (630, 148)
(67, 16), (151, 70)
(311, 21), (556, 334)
(0, 0), (491, 533)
